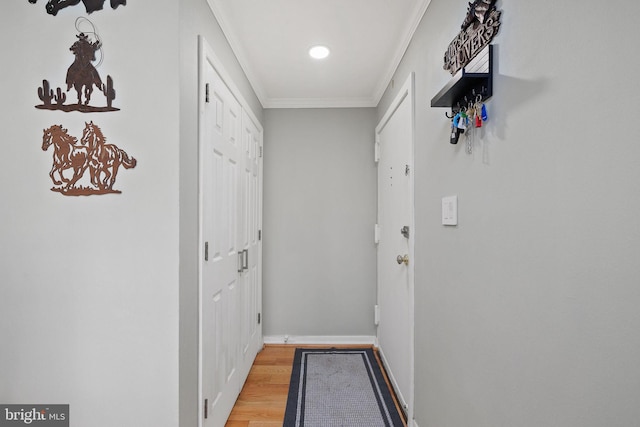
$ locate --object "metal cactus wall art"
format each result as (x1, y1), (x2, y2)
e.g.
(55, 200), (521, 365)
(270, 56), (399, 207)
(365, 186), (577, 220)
(36, 29), (119, 113)
(28, 0), (127, 16)
(41, 122), (137, 196)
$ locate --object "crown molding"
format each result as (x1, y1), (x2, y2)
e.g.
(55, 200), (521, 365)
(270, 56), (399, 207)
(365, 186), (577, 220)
(372, 0), (432, 105)
(264, 96), (377, 109)
(206, 0), (270, 107)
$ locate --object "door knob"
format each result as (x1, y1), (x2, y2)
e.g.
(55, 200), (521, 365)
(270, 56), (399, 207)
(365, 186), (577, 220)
(396, 254), (409, 266)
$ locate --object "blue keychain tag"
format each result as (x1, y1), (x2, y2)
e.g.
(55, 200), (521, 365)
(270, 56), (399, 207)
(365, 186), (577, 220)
(453, 113), (461, 128)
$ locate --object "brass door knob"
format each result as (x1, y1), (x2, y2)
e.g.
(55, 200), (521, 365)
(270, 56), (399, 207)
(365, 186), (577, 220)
(396, 254), (409, 266)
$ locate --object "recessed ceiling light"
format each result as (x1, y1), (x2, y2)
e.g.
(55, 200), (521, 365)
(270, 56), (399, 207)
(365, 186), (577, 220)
(309, 45), (330, 59)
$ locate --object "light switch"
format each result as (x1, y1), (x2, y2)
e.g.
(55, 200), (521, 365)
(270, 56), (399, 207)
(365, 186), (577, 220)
(442, 196), (458, 226)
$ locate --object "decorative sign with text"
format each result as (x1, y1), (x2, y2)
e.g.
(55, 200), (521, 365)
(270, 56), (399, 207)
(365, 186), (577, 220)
(444, 0), (502, 75)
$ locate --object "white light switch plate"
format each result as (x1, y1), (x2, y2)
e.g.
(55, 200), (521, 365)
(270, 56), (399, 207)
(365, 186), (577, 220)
(442, 196), (458, 225)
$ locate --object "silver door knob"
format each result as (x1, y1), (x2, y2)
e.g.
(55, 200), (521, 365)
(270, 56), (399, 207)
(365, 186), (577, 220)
(396, 254), (409, 265)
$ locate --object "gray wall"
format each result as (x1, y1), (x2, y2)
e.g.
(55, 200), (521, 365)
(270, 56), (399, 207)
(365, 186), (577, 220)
(0, 1), (263, 426)
(179, 1), (263, 426)
(263, 108), (377, 338)
(0, 2), (181, 426)
(378, 0), (640, 426)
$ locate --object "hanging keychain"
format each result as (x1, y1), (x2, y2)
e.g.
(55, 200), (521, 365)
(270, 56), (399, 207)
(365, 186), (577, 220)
(450, 112), (461, 144)
(473, 95), (483, 128)
(450, 124), (461, 144)
(457, 110), (467, 131)
(465, 103), (474, 154)
(481, 102), (488, 122)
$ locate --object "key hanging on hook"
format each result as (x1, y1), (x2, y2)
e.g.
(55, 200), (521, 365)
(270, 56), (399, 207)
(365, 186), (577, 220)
(481, 103), (488, 122)
(475, 113), (483, 128)
(457, 110), (467, 130)
(450, 113), (462, 144)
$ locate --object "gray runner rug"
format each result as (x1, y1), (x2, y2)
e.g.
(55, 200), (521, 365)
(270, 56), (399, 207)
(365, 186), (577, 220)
(283, 348), (404, 427)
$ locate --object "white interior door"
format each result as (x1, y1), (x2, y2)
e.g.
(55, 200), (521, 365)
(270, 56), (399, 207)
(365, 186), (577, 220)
(199, 42), (263, 427)
(376, 73), (415, 423)
(201, 61), (243, 427)
(238, 109), (263, 381)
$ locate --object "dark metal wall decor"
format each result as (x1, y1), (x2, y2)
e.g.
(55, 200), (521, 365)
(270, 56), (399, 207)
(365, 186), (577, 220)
(27, 7), (135, 196)
(443, 0), (501, 76)
(41, 122), (137, 196)
(35, 26), (119, 112)
(462, 0), (497, 31)
(28, 0), (127, 16)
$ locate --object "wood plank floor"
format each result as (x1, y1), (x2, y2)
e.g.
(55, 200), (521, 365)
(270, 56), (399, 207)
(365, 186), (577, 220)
(225, 344), (406, 427)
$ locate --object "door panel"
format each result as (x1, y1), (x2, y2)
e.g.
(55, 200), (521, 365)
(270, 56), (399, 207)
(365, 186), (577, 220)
(376, 73), (415, 422)
(202, 60), (243, 427)
(238, 110), (262, 380)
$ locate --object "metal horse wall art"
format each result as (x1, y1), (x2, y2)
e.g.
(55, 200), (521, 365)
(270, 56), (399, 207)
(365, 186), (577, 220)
(28, 0), (126, 16)
(36, 32), (118, 113)
(41, 122), (137, 196)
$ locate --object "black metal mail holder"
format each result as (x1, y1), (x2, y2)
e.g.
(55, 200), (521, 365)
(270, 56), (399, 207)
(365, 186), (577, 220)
(431, 45), (493, 114)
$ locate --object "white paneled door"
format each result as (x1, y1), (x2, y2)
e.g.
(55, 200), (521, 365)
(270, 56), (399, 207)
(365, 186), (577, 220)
(376, 73), (415, 423)
(238, 109), (263, 382)
(200, 40), (263, 427)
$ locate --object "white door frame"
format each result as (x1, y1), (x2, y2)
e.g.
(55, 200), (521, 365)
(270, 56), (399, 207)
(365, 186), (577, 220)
(375, 72), (415, 425)
(197, 35), (264, 427)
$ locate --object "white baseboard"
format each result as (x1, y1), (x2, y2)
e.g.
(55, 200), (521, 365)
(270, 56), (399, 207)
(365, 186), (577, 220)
(263, 335), (377, 346)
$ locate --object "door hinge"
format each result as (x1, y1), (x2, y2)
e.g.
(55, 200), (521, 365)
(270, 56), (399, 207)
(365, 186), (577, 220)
(259, 146), (263, 158)
(204, 242), (209, 261)
(258, 230), (262, 241)
(374, 141), (380, 163)
(204, 398), (208, 419)
(205, 83), (210, 103)
(374, 224), (380, 244)
(258, 313), (261, 324)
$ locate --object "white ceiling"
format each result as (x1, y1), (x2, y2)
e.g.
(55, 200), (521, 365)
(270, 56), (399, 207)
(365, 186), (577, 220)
(207, 0), (432, 108)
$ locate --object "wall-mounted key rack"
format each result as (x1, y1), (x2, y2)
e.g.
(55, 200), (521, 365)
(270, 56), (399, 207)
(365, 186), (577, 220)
(431, 45), (493, 114)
